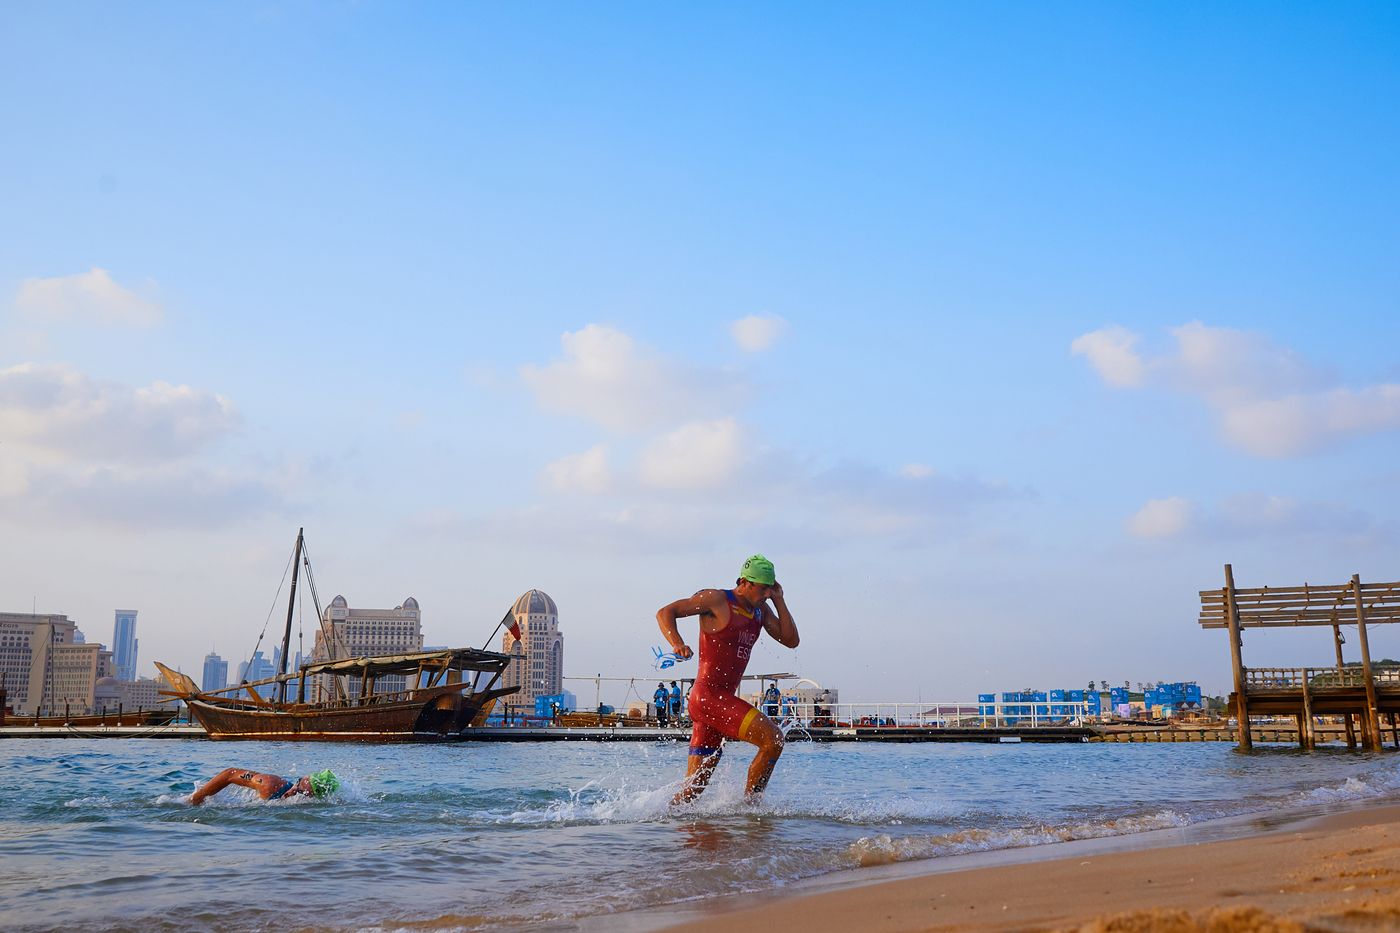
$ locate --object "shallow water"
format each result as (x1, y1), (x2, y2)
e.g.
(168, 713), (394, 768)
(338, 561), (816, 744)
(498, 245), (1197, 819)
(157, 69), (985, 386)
(2, 738), (1398, 931)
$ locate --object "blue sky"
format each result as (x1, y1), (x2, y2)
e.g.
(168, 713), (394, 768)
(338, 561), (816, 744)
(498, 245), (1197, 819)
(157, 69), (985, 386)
(2, 3), (1399, 703)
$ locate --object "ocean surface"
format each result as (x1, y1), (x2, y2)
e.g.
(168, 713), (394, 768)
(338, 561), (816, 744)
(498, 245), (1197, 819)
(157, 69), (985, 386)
(2, 737), (1399, 931)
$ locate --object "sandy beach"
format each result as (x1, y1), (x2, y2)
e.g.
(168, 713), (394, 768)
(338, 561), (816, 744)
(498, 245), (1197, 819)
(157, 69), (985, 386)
(659, 804), (1400, 933)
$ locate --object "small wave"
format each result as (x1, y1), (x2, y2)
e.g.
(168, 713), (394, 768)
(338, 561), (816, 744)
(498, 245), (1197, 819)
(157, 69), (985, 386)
(846, 809), (1191, 867)
(1294, 770), (1400, 805)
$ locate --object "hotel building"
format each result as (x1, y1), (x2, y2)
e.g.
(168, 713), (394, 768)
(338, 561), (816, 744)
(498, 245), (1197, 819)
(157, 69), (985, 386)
(501, 590), (564, 710)
(310, 595), (423, 700)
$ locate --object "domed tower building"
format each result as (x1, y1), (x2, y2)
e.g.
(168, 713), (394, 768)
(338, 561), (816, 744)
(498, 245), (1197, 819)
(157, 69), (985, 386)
(502, 590), (563, 711)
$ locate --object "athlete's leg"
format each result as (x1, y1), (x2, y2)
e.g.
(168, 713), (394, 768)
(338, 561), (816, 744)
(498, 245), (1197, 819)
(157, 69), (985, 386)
(674, 720), (724, 805)
(738, 711), (785, 798)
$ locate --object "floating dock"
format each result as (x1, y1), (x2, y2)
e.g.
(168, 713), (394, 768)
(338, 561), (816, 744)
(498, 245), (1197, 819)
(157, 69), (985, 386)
(460, 724), (1094, 743)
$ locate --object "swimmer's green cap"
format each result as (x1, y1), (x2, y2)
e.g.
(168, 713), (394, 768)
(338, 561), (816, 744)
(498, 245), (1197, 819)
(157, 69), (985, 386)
(309, 769), (339, 798)
(739, 554), (776, 586)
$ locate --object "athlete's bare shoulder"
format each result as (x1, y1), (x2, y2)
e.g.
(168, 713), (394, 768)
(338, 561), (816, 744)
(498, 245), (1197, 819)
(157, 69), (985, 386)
(690, 588), (728, 617)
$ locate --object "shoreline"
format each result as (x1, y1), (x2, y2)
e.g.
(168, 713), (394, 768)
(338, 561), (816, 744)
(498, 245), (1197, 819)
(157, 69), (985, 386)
(575, 801), (1400, 933)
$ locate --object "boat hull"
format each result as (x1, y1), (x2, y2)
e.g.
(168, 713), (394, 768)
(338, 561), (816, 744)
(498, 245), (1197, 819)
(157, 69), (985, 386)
(188, 685), (517, 742)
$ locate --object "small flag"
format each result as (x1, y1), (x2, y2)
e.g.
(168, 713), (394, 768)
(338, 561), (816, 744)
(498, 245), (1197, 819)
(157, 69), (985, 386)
(507, 617), (523, 642)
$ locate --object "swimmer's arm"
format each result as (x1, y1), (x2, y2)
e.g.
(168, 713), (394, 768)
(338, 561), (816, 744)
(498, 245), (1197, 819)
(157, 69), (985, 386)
(655, 589), (726, 659)
(762, 583), (799, 648)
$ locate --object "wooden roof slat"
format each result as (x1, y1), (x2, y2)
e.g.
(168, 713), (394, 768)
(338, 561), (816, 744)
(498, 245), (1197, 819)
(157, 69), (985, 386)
(1200, 581), (1400, 600)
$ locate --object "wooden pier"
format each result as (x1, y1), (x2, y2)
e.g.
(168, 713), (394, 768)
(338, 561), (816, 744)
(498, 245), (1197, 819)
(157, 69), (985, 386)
(1199, 565), (1400, 751)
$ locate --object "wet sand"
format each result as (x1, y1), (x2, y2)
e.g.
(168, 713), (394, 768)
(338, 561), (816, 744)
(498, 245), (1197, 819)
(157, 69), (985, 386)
(658, 804), (1400, 932)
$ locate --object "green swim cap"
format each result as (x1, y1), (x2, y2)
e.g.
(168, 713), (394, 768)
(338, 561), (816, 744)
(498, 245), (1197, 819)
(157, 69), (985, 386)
(309, 769), (339, 798)
(739, 554), (776, 586)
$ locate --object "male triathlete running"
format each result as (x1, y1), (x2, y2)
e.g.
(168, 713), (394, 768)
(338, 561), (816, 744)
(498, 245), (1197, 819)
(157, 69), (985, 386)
(655, 554), (799, 803)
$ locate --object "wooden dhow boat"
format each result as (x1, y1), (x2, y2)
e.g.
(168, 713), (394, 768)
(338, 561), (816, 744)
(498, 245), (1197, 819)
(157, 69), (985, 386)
(156, 649), (516, 741)
(156, 529), (518, 742)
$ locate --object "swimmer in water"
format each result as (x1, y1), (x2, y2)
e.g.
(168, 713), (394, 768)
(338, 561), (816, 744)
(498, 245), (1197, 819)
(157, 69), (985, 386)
(655, 554), (799, 804)
(189, 767), (339, 805)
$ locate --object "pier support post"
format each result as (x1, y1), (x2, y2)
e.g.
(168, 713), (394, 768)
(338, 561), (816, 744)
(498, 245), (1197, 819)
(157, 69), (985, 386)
(1224, 565), (1251, 750)
(1352, 574), (1383, 752)
(1300, 672), (1315, 750)
(1345, 713), (1357, 749)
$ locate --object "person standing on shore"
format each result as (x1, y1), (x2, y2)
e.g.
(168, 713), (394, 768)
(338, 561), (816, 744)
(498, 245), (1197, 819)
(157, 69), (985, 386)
(654, 682), (670, 727)
(655, 554), (799, 803)
(669, 680), (683, 723)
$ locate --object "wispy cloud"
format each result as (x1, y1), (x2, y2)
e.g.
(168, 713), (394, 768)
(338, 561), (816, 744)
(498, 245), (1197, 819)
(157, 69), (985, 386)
(1070, 325), (1144, 388)
(15, 267), (163, 327)
(1127, 496), (1194, 539)
(0, 362), (238, 463)
(0, 362), (287, 530)
(520, 324), (743, 433)
(1124, 492), (1386, 544)
(1073, 321), (1400, 456)
(514, 322), (1020, 552)
(638, 418), (743, 491)
(16, 464), (286, 529)
(543, 444), (612, 494)
(730, 314), (788, 353)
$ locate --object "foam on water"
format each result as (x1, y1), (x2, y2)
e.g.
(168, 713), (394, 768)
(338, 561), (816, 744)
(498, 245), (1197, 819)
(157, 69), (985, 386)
(846, 809), (1192, 867)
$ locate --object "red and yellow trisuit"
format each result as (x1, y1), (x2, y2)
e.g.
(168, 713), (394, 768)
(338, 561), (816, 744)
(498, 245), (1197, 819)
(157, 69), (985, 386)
(687, 589), (766, 758)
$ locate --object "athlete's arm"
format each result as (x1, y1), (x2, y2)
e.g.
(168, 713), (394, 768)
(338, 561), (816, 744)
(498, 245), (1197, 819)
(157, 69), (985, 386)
(655, 589), (727, 660)
(762, 582), (799, 648)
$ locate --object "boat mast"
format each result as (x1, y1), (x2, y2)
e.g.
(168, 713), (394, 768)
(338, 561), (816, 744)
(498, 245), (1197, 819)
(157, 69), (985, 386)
(278, 528), (304, 704)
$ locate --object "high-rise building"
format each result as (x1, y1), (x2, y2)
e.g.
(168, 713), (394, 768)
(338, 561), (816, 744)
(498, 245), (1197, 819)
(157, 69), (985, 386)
(310, 596), (423, 701)
(501, 590), (564, 711)
(0, 612), (102, 714)
(235, 650), (275, 685)
(202, 652), (228, 692)
(112, 610), (138, 681)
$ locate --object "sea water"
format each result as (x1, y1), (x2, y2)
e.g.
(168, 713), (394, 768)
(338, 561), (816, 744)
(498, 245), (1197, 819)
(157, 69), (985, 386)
(2, 738), (1398, 931)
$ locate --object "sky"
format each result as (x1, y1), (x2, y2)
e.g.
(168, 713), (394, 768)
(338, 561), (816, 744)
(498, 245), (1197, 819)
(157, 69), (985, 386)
(2, 3), (1399, 706)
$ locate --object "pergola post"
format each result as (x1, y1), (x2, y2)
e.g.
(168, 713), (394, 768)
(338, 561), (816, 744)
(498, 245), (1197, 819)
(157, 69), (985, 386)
(1224, 564), (1251, 750)
(1352, 574), (1383, 752)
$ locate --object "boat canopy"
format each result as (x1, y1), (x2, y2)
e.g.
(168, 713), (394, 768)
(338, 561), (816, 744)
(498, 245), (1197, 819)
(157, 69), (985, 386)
(304, 647), (512, 677)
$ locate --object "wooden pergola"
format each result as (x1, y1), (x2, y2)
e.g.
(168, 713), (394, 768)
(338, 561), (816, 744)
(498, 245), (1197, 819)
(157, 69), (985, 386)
(1198, 564), (1400, 751)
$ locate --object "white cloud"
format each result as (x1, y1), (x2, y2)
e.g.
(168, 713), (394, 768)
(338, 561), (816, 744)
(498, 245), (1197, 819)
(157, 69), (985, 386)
(544, 444), (612, 494)
(1074, 321), (1400, 457)
(15, 267), (163, 327)
(1219, 386), (1400, 457)
(638, 418), (744, 491)
(0, 363), (238, 463)
(730, 314), (788, 353)
(1127, 497), (1193, 539)
(1166, 321), (1324, 404)
(1123, 492), (1384, 544)
(1070, 326), (1145, 388)
(521, 324), (741, 433)
(17, 464), (284, 528)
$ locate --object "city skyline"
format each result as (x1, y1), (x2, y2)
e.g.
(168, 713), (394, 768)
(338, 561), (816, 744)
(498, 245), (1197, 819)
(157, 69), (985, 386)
(3, 5), (1400, 701)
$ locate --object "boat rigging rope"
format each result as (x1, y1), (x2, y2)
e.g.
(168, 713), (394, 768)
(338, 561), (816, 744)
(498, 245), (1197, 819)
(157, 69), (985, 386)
(244, 545), (295, 682)
(297, 540), (345, 702)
